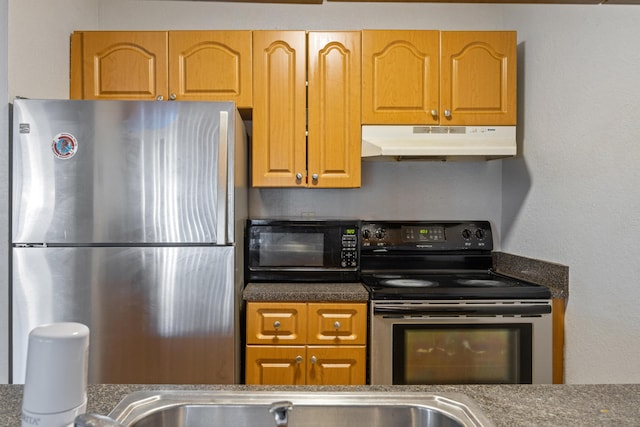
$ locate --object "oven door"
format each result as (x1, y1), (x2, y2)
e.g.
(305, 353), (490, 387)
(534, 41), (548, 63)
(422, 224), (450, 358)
(370, 300), (553, 385)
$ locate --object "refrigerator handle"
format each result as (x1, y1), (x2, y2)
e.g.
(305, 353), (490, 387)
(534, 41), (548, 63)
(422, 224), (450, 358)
(216, 111), (229, 245)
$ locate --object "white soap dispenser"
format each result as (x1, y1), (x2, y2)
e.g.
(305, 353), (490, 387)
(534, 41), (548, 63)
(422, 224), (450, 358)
(21, 322), (90, 427)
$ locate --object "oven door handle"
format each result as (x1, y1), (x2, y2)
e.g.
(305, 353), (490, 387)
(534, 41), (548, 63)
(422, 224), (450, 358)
(374, 304), (552, 316)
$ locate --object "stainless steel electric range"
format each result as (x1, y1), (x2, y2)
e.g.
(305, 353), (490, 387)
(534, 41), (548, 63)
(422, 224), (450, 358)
(360, 221), (553, 385)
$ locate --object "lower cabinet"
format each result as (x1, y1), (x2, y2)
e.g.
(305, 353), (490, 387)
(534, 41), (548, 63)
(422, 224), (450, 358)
(244, 301), (367, 385)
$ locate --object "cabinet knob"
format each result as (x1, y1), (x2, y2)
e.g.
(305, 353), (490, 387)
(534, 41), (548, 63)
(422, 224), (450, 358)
(430, 109), (438, 117)
(333, 321), (341, 330)
(311, 174), (319, 184)
(295, 355), (303, 364)
(295, 173), (303, 183)
(444, 109), (452, 118)
(310, 356), (318, 364)
(273, 320), (281, 330)
(169, 93), (177, 101)
(156, 95), (164, 101)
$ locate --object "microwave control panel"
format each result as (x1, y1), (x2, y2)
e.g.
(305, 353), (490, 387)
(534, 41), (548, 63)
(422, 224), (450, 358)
(341, 231), (358, 268)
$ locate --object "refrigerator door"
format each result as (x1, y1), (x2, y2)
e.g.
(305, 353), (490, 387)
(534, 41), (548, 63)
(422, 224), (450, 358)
(12, 245), (237, 384)
(12, 99), (237, 245)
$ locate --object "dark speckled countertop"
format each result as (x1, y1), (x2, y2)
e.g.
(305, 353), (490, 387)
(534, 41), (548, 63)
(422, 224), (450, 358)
(1, 384), (639, 426)
(493, 252), (569, 300)
(243, 282), (369, 302)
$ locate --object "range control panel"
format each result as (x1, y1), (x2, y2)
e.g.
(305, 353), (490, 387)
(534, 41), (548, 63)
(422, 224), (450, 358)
(360, 221), (493, 251)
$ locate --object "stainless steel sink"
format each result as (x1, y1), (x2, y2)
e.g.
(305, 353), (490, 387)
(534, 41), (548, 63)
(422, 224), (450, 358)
(104, 390), (495, 427)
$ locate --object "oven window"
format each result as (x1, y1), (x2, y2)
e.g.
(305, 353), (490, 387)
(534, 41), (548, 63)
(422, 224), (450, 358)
(259, 233), (324, 266)
(393, 324), (532, 384)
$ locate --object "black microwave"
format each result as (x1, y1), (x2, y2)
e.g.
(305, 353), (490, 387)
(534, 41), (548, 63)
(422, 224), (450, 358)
(245, 219), (360, 282)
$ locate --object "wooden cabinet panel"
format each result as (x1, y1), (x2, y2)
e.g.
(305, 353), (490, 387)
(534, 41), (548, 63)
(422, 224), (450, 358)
(307, 302), (367, 345)
(362, 30), (440, 124)
(70, 30), (252, 106)
(245, 301), (367, 385)
(246, 302), (307, 344)
(252, 31), (307, 187)
(245, 346), (306, 385)
(307, 31), (362, 188)
(72, 31), (168, 101)
(168, 30), (252, 106)
(440, 31), (517, 125)
(305, 346), (367, 386)
(362, 30), (516, 126)
(252, 31), (361, 188)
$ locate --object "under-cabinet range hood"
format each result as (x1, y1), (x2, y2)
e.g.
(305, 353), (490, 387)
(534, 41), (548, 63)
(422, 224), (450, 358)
(362, 125), (517, 161)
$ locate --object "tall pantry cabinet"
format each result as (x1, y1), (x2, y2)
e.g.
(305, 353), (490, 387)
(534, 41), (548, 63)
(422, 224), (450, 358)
(252, 31), (362, 188)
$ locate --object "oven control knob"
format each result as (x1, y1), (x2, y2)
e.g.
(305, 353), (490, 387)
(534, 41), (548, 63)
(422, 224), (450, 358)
(475, 229), (486, 240)
(362, 229), (371, 239)
(374, 228), (385, 239)
(461, 229), (472, 239)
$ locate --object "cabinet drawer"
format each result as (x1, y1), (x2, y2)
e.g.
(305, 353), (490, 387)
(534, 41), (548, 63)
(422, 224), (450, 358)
(307, 303), (367, 345)
(246, 302), (307, 344)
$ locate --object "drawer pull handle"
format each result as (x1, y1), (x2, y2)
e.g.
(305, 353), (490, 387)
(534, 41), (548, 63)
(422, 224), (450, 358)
(333, 321), (341, 330)
(273, 321), (281, 330)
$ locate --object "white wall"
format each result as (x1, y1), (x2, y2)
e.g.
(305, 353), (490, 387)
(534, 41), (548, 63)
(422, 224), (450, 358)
(501, 5), (640, 384)
(5, 0), (640, 384)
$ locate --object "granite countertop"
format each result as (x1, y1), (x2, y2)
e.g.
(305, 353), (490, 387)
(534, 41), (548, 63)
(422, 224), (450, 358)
(493, 252), (569, 300)
(1, 384), (639, 426)
(243, 282), (369, 302)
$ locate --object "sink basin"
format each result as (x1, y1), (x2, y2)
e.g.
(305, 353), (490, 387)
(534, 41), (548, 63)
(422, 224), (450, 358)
(106, 390), (495, 427)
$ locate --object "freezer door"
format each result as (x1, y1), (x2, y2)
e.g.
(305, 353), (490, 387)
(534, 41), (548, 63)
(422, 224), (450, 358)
(12, 99), (238, 244)
(12, 246), (237, 384)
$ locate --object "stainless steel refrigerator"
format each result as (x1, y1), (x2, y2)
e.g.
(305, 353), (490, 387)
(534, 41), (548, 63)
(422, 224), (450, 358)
(11, 99), (247, 384)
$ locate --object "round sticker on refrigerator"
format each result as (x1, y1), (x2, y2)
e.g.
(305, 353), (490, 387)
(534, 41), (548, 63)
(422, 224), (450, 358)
(52, 133), (78, 159)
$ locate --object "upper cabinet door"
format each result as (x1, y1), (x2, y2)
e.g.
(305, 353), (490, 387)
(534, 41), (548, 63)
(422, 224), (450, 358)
(168, 31), (252, 106)
(307, 31), (362, 188)
(73, 31), (168, 101)
(252, 31), (307, 187)
(362, 30), (440, 125)
(440, 31), (517, 125)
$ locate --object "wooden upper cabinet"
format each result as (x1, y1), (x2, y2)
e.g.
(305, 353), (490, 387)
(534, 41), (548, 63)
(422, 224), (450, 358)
(168, 31), (252, 105)
(362, 30), (517, 126)
(362, 30), (440, 125)
(252, 31), (361, 188)
(70, 30), (252, 107)
(252, 31), (307, 188)
(307, 31), (361, 188)
(440, 31), (517, 125)
(71, 31), (168, 101)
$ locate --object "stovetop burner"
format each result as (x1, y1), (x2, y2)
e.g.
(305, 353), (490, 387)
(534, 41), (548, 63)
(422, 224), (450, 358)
(384, 278), (438, 287)
(359, 221), (552, 301)
(361, 270), (551, 300)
